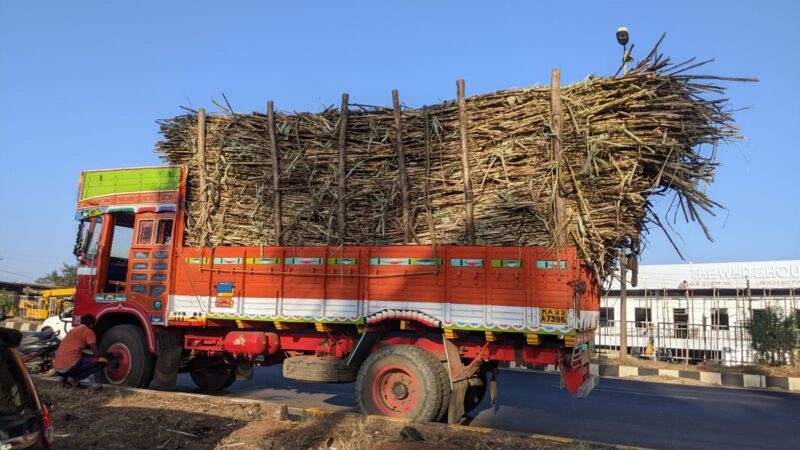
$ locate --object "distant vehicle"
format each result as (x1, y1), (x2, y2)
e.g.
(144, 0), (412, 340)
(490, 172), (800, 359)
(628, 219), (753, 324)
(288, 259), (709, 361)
(0, 323), (54, 449)
(40, 308), (73, 338)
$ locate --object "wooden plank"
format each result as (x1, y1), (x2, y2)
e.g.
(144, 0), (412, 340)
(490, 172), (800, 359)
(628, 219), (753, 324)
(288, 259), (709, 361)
(392, 89), (412, 243)
(550, 69), (566, 249)
(337, 93), (349, 245)
(456, 79), (475, 246)
(267, 101), (283, 246)
(424, 108), (438, 266)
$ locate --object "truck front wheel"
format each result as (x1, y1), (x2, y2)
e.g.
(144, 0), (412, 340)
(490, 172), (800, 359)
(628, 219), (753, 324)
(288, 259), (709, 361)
(95, 324), (155, 388)
(356, 345), (444, 422)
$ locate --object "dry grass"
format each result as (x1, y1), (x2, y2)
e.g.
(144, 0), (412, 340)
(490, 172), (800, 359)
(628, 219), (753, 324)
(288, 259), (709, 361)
(155, 40), (754, 277)
(34, 379), (601, 450)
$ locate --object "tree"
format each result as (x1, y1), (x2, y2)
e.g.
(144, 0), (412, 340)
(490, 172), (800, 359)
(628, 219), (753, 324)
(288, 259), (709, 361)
(747, 306), (799, 366)
(35, 262), (78, 288)
(0, 289), (16, 315)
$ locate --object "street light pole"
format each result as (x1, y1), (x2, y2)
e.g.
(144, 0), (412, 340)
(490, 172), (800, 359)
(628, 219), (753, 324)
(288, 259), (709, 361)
(615, 27), (631, 360)
(616, 27), (630, 76)
(619, 249), (628, 359)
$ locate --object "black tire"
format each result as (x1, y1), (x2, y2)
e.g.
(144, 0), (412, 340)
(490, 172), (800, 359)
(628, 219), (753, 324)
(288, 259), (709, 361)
(282, 355), (358, 383)
(434, 361), (451, 422)
(95, 325), (155, 388)
(356, 345), (444, 422)
(189, 356), (236, 391)
(463, 374), (487, 414)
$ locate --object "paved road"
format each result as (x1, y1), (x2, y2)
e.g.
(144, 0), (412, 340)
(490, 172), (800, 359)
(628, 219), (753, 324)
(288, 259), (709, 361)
(158, 367), (800, 449)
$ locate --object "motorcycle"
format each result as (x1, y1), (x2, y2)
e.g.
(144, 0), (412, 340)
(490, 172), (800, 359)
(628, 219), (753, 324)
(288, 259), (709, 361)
(17, 329), (60, 374)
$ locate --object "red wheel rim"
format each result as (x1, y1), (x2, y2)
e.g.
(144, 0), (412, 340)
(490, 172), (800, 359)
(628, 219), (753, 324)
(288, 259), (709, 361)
(105, 343), (132, 384)
(371, 365), (419, 416)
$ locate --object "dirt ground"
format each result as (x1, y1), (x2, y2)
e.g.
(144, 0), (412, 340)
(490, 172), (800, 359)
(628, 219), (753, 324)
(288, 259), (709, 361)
(34, 379), (600, 450)
(595, 356), (800, 377)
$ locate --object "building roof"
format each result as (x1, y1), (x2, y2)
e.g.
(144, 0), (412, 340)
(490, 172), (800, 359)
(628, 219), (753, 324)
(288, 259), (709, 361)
(608, 260), (800, 291)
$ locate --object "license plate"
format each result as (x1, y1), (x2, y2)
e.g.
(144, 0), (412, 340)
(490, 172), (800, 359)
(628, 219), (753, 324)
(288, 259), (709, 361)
(541, 308), (568, 325)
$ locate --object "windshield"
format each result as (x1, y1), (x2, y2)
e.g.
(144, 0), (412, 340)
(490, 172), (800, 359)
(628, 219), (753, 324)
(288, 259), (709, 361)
(0, 346), (37, 417)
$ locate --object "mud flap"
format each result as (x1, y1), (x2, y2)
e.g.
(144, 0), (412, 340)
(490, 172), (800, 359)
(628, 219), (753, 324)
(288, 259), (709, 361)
(448, 379), (468, 424)
(443, 336), (483, 424)
(561, 346), (595, 398)
(152, 331), (182, 386)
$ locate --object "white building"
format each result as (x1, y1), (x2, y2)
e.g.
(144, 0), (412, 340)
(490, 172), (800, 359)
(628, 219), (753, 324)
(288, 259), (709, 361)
(597, 260), (800, 365)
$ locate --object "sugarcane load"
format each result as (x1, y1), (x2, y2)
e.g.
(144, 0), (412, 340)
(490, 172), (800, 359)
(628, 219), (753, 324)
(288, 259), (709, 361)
(67, 36), (753, 424)
(156, 44), (753, 277)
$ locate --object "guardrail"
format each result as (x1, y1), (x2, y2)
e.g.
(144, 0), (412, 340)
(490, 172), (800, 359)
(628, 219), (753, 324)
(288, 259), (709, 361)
(595, 320), (755, 365)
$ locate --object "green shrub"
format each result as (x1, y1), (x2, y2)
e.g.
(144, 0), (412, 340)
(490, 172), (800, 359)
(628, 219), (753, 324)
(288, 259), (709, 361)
(747, 306), (799, 365)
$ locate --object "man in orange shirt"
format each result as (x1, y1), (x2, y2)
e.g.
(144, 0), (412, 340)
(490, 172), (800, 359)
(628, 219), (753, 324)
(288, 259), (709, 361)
(53, 314), (107, 387)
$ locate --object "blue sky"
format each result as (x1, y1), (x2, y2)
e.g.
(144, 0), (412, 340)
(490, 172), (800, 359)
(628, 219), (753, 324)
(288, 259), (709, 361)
(1, 1), (798, 282)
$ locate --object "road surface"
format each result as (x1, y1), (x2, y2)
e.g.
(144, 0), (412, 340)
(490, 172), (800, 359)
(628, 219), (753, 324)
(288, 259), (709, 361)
(158, 367), (800, 449)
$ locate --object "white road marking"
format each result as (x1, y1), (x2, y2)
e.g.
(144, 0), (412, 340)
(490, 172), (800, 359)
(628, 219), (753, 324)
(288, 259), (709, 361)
(592, 387), (700, 400)
(552, 384), (700, 400)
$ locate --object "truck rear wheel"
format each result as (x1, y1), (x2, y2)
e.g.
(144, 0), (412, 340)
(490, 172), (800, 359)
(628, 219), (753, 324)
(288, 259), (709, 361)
(434, 361), (451, 422)
(463, 375), (487, 414)
(96, 324), (155, 388)
(356, 345), (444, 422)
(189, 356), (236, 391)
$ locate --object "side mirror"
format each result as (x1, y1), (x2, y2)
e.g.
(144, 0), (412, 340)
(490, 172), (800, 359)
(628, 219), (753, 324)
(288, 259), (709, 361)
(73, 220), (87, 258)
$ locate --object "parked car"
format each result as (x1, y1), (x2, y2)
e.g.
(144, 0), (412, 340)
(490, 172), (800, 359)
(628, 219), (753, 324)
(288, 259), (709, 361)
(0, 324), (54, 449)
(40, 308), (73, 338)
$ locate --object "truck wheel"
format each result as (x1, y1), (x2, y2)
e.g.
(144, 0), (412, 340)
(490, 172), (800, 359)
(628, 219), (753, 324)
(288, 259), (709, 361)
(434, 361), (451, 422)
(463, 375), (486, 414)
(283, 355), (358, 383)
(356, 345), (444, 422)
(189, 356), (236, 391)
(96, 325), (155, 388)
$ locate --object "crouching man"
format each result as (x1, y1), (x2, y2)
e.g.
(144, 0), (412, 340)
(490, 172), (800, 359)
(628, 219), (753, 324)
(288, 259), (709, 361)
(53, 314), (107, 387)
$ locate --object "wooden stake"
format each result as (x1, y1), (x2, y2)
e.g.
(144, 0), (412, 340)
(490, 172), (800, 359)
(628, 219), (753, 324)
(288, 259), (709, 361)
(267, 101), (283, 246)
(424, 108), (438, 265)
(337, 93), (349, 245)
(392, 89), (412, 243)
(196, 108), (208, 204)
(550, 69), (566, 249)
(456, 79), (475, 246)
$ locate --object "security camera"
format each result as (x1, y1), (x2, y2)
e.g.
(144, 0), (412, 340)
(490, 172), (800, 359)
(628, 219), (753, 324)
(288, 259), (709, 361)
(616, 27), (629, 46)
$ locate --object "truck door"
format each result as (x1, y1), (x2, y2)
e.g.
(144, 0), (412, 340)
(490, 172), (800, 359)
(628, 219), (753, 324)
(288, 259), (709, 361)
(127, 213), (175, 324)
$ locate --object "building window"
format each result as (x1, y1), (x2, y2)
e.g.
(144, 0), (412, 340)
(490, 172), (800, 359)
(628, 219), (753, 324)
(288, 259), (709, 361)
(634, 307), (651, 328)
(674, 308), (689, 338)
(752, 309), (766, 322)
(600, 307), (615, 327)
(711, 308), (729, 330)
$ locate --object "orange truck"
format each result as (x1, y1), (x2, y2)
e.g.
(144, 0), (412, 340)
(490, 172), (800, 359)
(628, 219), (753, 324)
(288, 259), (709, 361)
(73, 166), (599, 422)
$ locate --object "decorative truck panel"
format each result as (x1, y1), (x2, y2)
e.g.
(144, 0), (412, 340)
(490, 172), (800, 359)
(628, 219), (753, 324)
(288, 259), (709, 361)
(167, 245), (598, 335)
